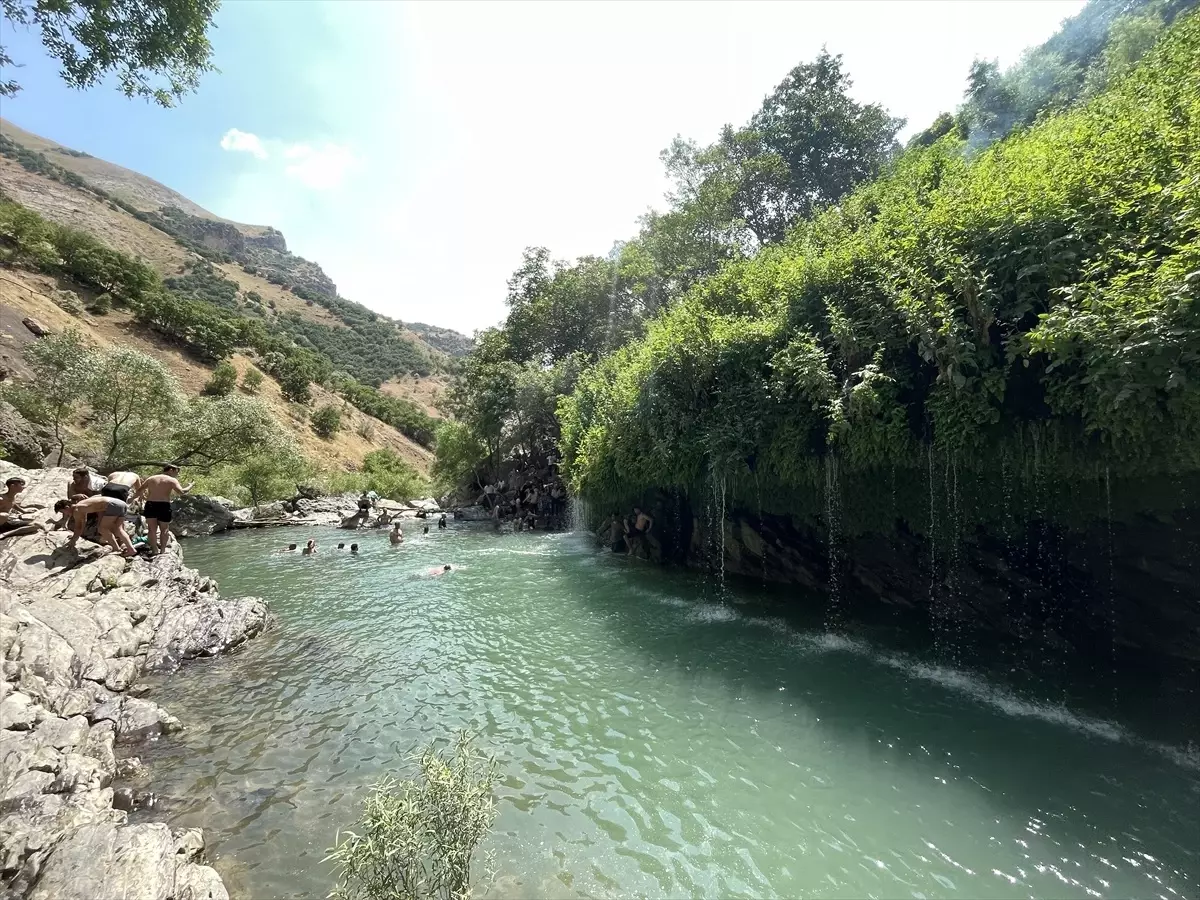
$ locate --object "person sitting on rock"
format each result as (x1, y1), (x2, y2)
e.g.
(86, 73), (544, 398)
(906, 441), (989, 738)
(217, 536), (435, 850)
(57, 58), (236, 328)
(132, 464), (193, 555)
(62, 493), (137, 558)
(302, 539), (318, 555)
(0, 476), (43, 541)
(66, 466), (104, 498)
(389, 523), (404, 545)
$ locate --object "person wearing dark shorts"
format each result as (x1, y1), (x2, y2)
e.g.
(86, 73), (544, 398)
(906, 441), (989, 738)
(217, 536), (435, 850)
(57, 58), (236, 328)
(132, 464), (193, 555)
(142, 499), (172, 523)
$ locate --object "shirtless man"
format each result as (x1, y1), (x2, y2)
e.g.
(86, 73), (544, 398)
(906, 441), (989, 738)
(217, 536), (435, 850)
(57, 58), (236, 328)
(133, 464), (193, 554)
(0, 477), (42, 541)
(389, 523), (404, 545)
(302, 539), (318, 555)
(624, 506), (654, 555)
(66, 466), (104, 499)
(61, 493), (136, 557)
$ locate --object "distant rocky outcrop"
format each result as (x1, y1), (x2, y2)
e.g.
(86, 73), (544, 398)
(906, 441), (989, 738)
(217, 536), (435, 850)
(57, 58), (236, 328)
(0, 463), (269, 900)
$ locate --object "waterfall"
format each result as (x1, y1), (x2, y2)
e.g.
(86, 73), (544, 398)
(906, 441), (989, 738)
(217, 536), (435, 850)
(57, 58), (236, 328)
(824, 454), (843, 631)
(568, 495), (591, 534)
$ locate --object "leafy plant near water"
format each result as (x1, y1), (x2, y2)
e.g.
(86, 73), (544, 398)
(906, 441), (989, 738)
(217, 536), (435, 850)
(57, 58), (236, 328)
(558, 9), (1200, 512)
(326, 733), (499, 900)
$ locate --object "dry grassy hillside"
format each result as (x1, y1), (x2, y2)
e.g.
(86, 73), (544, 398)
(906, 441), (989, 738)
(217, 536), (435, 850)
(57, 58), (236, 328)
(0, 269), (433, 472)
(0, 118), (460, 439)
(0, 118), (247, 225)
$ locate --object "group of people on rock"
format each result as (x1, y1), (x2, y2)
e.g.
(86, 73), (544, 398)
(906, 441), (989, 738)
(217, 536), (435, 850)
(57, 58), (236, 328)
(0, 464), (192, 559)
(478, 450), (569, 532)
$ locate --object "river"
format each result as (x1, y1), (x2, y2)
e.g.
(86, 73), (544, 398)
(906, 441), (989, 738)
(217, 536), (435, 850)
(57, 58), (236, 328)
(137, 524), (1199, 899)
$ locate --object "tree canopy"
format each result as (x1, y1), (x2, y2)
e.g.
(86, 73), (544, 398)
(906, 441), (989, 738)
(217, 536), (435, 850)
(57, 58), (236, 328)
(0, 0), (220, 105)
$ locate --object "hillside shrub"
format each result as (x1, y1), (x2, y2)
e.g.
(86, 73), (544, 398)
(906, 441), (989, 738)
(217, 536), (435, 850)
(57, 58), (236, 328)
(241, 366), (264, 394)
(203, 360), (238, 397)
(311, 403), (342, 439)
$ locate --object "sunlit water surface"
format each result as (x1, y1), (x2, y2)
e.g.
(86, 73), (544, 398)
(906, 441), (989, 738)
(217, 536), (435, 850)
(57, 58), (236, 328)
(139, 526), (1200, 899)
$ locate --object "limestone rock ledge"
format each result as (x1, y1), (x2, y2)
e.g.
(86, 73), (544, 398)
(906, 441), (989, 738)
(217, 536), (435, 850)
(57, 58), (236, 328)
(0, 463), (271, 900)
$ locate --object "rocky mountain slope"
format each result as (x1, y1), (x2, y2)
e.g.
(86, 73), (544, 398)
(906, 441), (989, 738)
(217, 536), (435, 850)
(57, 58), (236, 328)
(0, 463), (270, 899)
(0, 117), (473, 471)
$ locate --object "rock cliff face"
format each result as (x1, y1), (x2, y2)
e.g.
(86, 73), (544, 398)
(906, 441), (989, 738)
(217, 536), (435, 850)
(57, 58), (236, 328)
(617, 486), (1200, 669)
(0, 464), (270, 899)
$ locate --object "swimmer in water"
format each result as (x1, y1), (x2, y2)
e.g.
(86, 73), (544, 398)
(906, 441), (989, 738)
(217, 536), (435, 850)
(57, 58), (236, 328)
(281, 543), (298, 553)
(389, 523), (404, 546)
(428, 564), (452, 576)
(302, 539), (318, 555)
(350, 543), (359, 554)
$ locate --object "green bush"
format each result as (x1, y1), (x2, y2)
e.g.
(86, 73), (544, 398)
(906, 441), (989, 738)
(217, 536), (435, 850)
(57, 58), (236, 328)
(241, 366), (264, 394)
(327, 448), (426, 500)
(326, 733), (498, 900)
(311, 403), (343, 439)
(203, 360), (238, 397)
(88, 292), (113, 315)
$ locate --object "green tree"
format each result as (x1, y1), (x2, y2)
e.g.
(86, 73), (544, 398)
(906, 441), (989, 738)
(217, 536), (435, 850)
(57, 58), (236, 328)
(241, 366), (264, 394)
(277, 355), (315, 404)
(87, 347), (182, 467)
(431, 420), (487, 493)
(16, 327), (93, 464)
(748, 49), (904, 228)
(0, 0), (219, 105)
(311, 403), (342, 439)
(235, 443), (308, 508)
(159, 395), (286, 471)
(203, 359), (238, 396)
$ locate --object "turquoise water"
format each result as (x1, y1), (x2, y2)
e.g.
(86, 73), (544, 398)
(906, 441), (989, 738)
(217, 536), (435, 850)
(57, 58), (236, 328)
(140, 525), (1200, 899)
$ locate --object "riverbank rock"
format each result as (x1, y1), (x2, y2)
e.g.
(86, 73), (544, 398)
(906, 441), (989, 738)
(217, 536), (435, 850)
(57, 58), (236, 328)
(171, 495), (238, 538)
(0, 462), (268, 899)
(291, 494), (357, 526)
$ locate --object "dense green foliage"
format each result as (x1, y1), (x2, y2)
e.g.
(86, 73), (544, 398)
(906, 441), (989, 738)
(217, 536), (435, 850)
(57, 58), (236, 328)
(405, 322), (475, 358)
(278, 310), (436, 386)
(559, 10), (1200, 509)
(0, 0), (219, 105)
(326, 448), (427, 501)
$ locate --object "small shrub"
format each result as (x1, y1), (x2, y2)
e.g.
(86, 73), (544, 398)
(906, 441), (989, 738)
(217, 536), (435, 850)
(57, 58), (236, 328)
(203, 360), (238, 397)
(51, 290), (85, 316)
(326, 733), (498, 900)
(88, 292), (113, 315)
(311, 403), (342, 439)
(241, 367), (264, 394)
(356, 419), (375, 441)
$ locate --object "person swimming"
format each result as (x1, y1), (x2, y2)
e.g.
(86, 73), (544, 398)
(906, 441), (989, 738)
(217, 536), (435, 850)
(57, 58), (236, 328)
(281, 543), (299, 553)
(350, 543), (359, 554)
(389, 523), (404, 545)
(302, 539), (318, 555)
(428, 564), (452, 576)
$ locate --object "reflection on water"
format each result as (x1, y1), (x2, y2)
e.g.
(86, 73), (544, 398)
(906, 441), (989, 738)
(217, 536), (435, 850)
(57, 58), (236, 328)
(138, 526), (1200, 900)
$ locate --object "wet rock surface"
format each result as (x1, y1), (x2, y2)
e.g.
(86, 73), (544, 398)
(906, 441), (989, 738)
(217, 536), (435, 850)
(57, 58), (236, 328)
(0, 463), (270, 899)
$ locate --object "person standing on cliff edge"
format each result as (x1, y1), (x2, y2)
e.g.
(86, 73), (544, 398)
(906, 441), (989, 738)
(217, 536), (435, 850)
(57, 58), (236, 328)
(132, 464), (193, 555)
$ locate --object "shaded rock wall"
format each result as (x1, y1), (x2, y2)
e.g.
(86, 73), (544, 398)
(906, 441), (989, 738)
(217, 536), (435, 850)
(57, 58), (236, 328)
(615, 485), (1200, 668)
(0, 464), (270, 899)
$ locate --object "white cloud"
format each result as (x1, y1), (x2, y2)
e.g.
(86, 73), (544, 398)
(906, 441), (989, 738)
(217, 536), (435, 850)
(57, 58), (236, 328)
(282, 142), (356, 190)
(219, 128), (268, 159)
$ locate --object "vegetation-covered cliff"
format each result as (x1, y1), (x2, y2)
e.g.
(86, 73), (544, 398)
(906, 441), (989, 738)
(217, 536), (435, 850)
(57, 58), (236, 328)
(439, 0), (1200, 662)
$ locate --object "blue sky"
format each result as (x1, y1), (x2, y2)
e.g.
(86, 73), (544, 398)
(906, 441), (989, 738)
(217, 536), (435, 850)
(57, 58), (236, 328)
(2, 0), (1085, 334)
